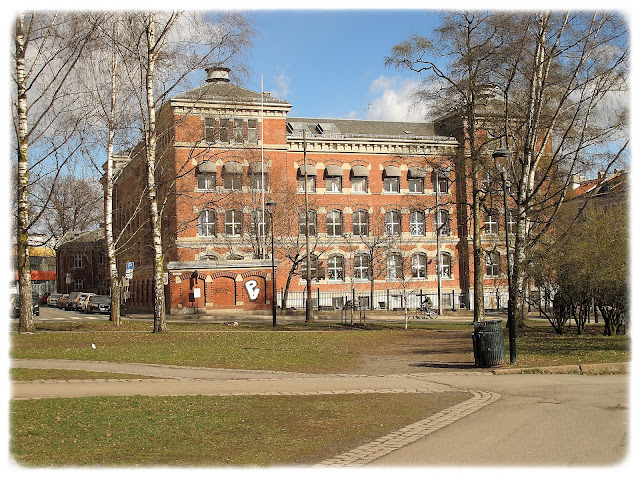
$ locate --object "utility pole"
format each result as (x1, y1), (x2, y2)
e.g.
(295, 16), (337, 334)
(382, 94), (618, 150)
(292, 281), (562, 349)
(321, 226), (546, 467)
(303, 130), (313, 323)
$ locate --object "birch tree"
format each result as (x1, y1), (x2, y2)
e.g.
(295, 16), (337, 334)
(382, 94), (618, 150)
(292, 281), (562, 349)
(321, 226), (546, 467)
(12, 12), (97, 332)
(493, 12), (629, 328)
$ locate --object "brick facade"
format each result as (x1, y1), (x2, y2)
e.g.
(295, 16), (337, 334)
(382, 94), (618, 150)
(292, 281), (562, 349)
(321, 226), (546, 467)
(112, 67), (515, 313)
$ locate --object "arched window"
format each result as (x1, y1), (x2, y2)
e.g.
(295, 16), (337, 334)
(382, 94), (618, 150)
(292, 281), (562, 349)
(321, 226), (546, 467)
(298, 209), (317, 236)
(198, 209), (216, 237)
(352, 209), (369, 236)
(408, 166), (425, 193)
(300, 253), (319, 281)
(327, 255), (344, 281)
(387, 253), (403, 280)
(225, 209), (243, 236)
(411, 253), (427, 279)
(484, 210), (498, 235)
(436, 210), (450, 236)
(439, 253), (452, 278)
(508, 210), (516, 234)
(251, 208), (267, 237)
(385, 209), (401, 236)
(354, 253), (371, 280)
(196, 160), (216, 190)
(350, 165), (368, 193)
(409, 210), (425, 236)
(297, 164), (317, 193)
(485, 251), (500, 277)
(222, 161), (242, 191)
(383, 165), (401, 193)
(326, 210), (343, 237)
(324, 164), (343, 193)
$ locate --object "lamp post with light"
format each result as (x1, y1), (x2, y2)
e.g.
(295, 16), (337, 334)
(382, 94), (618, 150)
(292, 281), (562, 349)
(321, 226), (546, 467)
(266, 198), (277, 327)
(492, 148), (516, 364)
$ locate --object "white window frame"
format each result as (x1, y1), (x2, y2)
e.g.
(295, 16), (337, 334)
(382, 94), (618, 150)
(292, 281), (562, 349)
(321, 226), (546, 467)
(325, 175), (342, 193)
(297, 175), (316, 193)
(484, 211), (498, 235)
(327, 255), (344, 281)
(411, 253), (427, 279)
(225, 209), (242, 236)
(73, 254), (83, 269)
(408, 176), (424, 194)
(385, 210), (401, 236)
(353, 253), (370, 281)
(485, 251), (500, 277)
(352, 210), (369, 236)
(387, 253), (403, 280)
(436, 210), (450, 236)
(199, 210), (216, 237)
(298, 210), (317, 236)
(326, 210), (343, 237)
(351, 176), (367, 193)
(409, 210), (425, 236)
(383, 176), (400, 193)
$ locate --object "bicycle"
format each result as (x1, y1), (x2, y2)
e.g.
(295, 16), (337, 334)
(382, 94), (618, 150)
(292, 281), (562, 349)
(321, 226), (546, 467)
(411, 304), (439, 320)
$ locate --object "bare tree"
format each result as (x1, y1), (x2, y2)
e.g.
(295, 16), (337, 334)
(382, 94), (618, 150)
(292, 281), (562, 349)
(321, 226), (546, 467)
(30, 175), (103, 247)
(12, 12), (98, 332)
(493, 12), (629, 333)
(386, 11), (506, 323)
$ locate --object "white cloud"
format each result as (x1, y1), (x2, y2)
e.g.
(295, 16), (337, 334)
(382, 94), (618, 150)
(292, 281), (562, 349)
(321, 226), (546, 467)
(269, 67), (291, 100)
(366, 76), (429, 122)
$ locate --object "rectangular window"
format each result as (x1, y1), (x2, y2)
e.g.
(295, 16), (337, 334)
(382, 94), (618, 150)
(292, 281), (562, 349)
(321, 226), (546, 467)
(384, 176), (400, 193)
(484, 212), (498, 235)
(74, 279), (83, 291)
(247, 118), (258, 144)
(325, 176), (342, 193)
(408, 177), (424, 193)
(224, 173), (241, 191)
(204, 117), (216, 142)
(197, 173), (216, 190)
(250, 173), (267, 192)
(412, 254), (427, 279)
(97, 254), (105, 266)
(73, 254), (83, 269)
(298, 176), (316, 193)
(234, 118), (244, 143)
(219, 118), (230, 143)
(351, 177), (367, 193)
(354, 254), (370, 280)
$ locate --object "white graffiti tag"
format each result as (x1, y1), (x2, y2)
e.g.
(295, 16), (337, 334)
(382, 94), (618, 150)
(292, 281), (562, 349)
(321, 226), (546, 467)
(245, 280), (261, 301)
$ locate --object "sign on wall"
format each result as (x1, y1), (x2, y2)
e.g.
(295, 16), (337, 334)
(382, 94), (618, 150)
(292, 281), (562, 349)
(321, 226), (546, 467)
(244, 280), (260, 301)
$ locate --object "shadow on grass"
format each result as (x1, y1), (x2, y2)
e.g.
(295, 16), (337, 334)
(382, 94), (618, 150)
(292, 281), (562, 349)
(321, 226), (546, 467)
(409, 361), (478, 370)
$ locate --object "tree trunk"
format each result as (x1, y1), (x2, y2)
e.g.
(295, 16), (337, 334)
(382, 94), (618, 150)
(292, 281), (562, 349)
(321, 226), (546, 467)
(15, 15), (34, 333)
(145, 15), (167, 333)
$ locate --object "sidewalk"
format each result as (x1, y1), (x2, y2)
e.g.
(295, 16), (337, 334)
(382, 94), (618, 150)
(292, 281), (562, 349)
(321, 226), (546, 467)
(11, 358), (630, 466)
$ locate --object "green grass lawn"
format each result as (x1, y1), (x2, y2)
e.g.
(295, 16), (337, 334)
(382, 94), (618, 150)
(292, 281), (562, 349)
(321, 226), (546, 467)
(12, 321), (630, 372)
(11, 392), (472, 466)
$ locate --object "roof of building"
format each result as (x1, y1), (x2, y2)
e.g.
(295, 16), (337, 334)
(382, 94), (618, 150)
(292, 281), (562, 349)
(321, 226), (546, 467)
(171, 81), (290, 106)
(286, 117), (448, 140)
(58, 228), (105, 247)
(567, 169), (628, 200)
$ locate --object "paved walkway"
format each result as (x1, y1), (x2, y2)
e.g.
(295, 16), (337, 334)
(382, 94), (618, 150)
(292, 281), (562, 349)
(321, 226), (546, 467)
(11, 359), (630, 467)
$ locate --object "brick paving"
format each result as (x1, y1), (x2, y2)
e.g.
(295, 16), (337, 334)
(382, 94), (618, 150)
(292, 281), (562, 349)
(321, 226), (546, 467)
(315, 390), (500, 466)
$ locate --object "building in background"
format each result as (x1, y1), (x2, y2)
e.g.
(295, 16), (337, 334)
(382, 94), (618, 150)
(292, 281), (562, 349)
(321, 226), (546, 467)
(111, 67), (513, 314)
(56, 228), (108, 295)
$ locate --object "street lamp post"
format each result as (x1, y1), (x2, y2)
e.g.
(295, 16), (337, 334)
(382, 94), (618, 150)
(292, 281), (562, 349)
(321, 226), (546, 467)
(493, 148), (516, 364)
(266, 198), (277, 327)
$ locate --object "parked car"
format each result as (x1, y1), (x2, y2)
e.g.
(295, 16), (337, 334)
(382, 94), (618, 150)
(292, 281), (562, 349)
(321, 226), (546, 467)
(47, 293), (62, 307)
(87, 295), (111, 314)
(56, 294), (71, 309)
(63, 292), (83, 310)
(10, 293), (40, 317)
(70, 293), (91, 310)
(79, 293), (95, 313)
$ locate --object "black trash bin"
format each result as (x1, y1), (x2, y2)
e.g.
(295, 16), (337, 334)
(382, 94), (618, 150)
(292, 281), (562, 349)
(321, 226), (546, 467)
(472, 320), (505, 367)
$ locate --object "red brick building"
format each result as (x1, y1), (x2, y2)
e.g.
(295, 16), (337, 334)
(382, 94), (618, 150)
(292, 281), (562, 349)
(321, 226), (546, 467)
(56, 229), (108, 295)
(113, 67), (512, 313)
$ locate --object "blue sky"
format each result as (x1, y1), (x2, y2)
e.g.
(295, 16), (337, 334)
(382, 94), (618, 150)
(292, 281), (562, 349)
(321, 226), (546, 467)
(239, 9), (442, 122)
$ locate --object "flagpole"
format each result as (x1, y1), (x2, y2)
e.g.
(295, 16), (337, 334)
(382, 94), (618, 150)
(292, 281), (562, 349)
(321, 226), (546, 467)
(261, 75), (265, 259)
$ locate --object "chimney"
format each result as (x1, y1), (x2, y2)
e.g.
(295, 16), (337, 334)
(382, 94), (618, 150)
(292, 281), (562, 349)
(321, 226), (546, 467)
(205, 66), (230, 83)
(569, 173), (581, 190)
